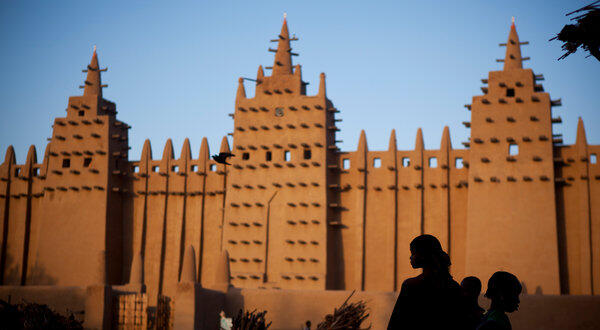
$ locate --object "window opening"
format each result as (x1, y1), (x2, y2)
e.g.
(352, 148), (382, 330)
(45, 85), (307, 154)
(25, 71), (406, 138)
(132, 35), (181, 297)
(78, 110), (85, 116)
(591, 154), (597, 164)
(284, 151), (291, 162)
(343, 159), (350, 169)
(266, 151), (272, 161)
(373, 158), (381, 168)
(133, 166), (139, 173)
(33, 168), (39, 176)
(303, 149), (311, 160)
(242, 152), (250, 160)
(152, 166), (159, 172)
(190, 165), (197, 172)
(83, 158), (92, 167)
(506, 88), (515, 97)
(509, 144), (519, 156)
(455, 157), (464, 169)
(429, 157), (438, 168)
(62, 158), (70, 168)
(172, 165), (178, 172)
(210, 164), (217, 172)
(402, 157), (410, 167)
(14, 168), (20, 176)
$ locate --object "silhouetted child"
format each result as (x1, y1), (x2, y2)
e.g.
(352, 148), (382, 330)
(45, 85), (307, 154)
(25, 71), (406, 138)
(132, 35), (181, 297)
(462, 276), (485, 329)
(477, 271), (522, 330)
(302, 320), (311, 330)
(387, 234), (466, 329)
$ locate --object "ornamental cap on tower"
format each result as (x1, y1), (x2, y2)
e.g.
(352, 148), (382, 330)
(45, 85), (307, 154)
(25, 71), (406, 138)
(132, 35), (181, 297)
(83, 46), (106, 97)
(272, 15), (294, 75)
(502, 18), (527, 71)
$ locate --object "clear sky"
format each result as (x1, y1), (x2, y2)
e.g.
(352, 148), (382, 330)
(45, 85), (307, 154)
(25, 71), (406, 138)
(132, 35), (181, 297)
(1, 0), (598, 163)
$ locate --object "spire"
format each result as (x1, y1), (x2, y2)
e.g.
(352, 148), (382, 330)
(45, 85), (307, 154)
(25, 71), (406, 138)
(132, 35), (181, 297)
(257, 65), (264, 81)
(236, 78), (246, 100)
(24, 145), (37, 178)
(503, 18), (524, 71)
(199, 137), (209, 173)
(576, 117), (588, 146)
(357, 130), (368, 153)
(388, 129), (397, 152)
(180, 138), (192, 162)
(3, 145), (15, 165)
(440, 126), (452, 151)
(415, 128), (424, 151)
(219, 136), (231, 154)
(272, 16), (293, 75)
(318, 73), (326, 97)
(83, 46), (103, 97)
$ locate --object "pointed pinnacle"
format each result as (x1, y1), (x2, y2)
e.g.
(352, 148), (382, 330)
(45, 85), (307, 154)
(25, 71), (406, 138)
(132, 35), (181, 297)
(503, 20), (523, 71)
(219, 136), (231, 154)
(388, 129), (397, 152)
(576, 117), (588, 146)
(357, 130), (368, 152)
(237, 77), (246, 99)
(181, 138), (192, 161)
(441, 126), (452, 150)
(415, 128), (424, 151)
(272, 17), (293, 75)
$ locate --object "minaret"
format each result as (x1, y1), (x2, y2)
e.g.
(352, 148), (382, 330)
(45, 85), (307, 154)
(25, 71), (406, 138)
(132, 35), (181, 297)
(464, 19), (561, 294)
(31, 48), (129, 286)
(223, 16), (338, 290)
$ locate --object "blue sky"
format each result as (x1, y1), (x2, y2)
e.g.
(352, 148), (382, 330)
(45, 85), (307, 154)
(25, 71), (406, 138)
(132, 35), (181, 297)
(1, 0), (598, 162)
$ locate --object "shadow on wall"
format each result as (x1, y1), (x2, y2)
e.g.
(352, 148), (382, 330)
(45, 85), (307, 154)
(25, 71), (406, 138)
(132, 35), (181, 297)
(327, 227), (345, 290)
(2, 253), (58, 286)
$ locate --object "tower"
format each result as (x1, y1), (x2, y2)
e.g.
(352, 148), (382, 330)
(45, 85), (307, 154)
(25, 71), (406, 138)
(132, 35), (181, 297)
(464, 20), (561, 293)
(31, 48), (129, 285)
(223, 17), (338, 289)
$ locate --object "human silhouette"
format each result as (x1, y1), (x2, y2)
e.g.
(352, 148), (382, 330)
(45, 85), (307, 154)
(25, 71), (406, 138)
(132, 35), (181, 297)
(212, 152), (235, 165)
(461, 276), (485, 329)
(387, 234), (466, 330)
(477, 271), (522, 330)
(302, 320), (311, 330)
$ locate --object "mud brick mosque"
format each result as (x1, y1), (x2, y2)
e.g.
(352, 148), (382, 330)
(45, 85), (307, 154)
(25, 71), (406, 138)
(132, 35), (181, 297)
(0, 17), (599, 328)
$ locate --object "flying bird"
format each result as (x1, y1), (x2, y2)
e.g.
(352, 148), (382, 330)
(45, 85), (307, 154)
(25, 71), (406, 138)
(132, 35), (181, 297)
(212, 152), (235, 165)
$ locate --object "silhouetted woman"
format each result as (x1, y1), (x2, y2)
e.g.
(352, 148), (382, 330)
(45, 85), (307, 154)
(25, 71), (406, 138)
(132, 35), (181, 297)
(387, 234), (466, 330)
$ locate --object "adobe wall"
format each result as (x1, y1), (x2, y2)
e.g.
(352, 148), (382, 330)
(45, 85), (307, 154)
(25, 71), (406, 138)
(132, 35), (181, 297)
(554, 139), (600, 295)
(337, 129), (470, 291)
(222, 288), (600, 330)
(124, 137), (227, 305)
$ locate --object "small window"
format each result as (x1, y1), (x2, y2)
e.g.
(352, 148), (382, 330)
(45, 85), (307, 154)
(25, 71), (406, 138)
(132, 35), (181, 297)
(284, 151), (291, 162)
(210, 164), (217, 172)
(455, 157), (464, 169)
(275, 107), (284, 117)
(172, 165), (178, 172)
(303, 149), (311, 160)
(506, 88), (515, 97)
(152, 166), (159, 172)
(509, 144), (519, 156)
(429, 157), (438, 168)
(133, 166), (139, 173)
(62, 158), (71, 168)
(373, 158), (381, 168)
(402, 157), (410, 168)
(78, 110), (85, 116)
(83, 158), (92, 167)
(242, 152), (250, 160)
(190, 165), (197, 172)
(14, 168), (20, 176)
(343, 159), (350, 169)
(591, 154), (597, 164)
(33, 168), (39, 176)
(266, 151), (272, 161)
